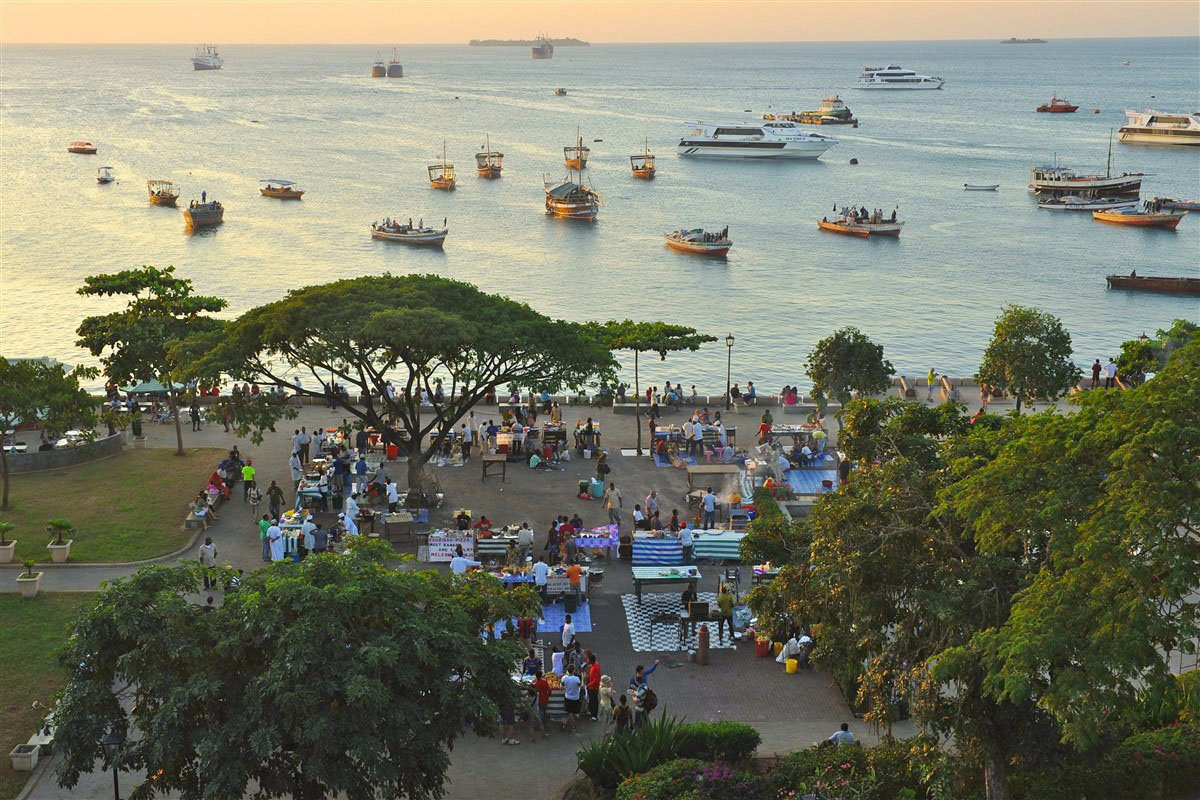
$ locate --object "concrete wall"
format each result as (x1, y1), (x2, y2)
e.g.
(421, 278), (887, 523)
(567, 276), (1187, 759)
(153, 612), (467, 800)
(5, 432), (124, 474)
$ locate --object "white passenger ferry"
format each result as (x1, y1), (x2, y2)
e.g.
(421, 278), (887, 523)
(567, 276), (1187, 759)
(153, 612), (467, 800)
(677, 121), (836, 160)
(854, 65), (943, 90)
(1117, 110), (1200, 146)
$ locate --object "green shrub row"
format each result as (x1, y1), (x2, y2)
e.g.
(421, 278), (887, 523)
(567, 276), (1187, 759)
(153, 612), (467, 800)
(616, 759), (769, 800)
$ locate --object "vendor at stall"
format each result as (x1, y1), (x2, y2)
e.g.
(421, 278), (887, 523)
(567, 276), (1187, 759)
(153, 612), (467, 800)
(456, 510), (472, 530)
(450, 545), (482, 575)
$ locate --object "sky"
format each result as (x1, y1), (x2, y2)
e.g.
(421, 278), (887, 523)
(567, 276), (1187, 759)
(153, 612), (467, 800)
(2, 0), (1198, 44)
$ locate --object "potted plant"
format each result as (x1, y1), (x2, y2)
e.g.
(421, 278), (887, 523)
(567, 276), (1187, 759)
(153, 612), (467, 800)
(46, 518), (74, 563)
(8, 742), (38, 772)
(16, 559), (42, 599)
(0, 522), (15, 564)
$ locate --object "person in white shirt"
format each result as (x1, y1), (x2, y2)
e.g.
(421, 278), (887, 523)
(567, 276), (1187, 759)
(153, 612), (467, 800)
(292, 429), (304, 457)
(511, 421), (525, 448)
(198, 537), (218, 589)
(312, 428), (326, 455)
(562, 614), (576, 649)
(682, 419), (694, 456)
(461, 423), (473, 460)
(517, 523), (534, 562)
(300, 519), (317, 556)
(317, 470), (330, 511)
(828, 723), (855, 747)
(289, 452), (303, 492)
(679, 524), (694, 564)
(340, 509), (359, 537)
(450, 544), (481, 575)
(561, 665), (583, 732)
(633, 504), (646, 530)
(715, 420), (726, 448)
(468, 411), (479, 437)
(386, 479), (400, 512)
(645, 490), (659, 518)
(691, 421), (705, 456)
(551, 646), (565, 675)
(533, 557), (550, 603)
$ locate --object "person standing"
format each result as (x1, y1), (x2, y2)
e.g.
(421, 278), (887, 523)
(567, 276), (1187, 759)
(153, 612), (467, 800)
(292, 429), (305, 460)
(267, 520), (285, 562)
(561, 665), (582, 733)
(461, 423), (472, 460)
(586, 651), (602, 721)
(300, 517), (317, 560)
(518, 522), (534, 563)
(386, 479), (399, 513)
(266, 480), (285, 522)
(247, 481), (261, 518)
(645, 490), (659, 520)
(691, 420), (705, 458)
(289, 451), (304, 493)
(190, 401), (202, 431)
(533, 556), (550, 604)
(566, 561), (584, 606)
(717, 583), (734, 642)
(682, 418), (694, 456)
(1091, 359), (1102, 389)
(680, 523), (694, 565)
(1105, 358), (1118, 389)
(199, 536), (218, 589)
(312, 523), (328, 555)
(603, 483), (622, 527)
(702, 487), (717, 530)
(241, 460), (256, 500)
(530, 671), (550, 740)
(297, 427), (311, 463)
(311, 427), (326, 457)
(926, 368), (938, 402)
(613, 694), (633, 734)
(259, 514), (271, 561)
(354, 454), (369, 494)
(562, 614), (576, 650)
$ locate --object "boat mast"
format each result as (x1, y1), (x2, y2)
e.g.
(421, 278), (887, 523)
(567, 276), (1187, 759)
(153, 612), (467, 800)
(1106, 128), (1113, 178)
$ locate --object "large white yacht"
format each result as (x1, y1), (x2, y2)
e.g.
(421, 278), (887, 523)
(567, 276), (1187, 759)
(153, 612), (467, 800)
(677, 121), (836, 160)
(1118, 110), (1200, 146)
(192, 44), (223, 71)
(854, 65), (943, 90)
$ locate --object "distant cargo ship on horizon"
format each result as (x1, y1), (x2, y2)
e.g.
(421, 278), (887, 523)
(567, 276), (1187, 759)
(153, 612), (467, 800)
(1001, 38), (1047, 44)
(469, 37), (589, 47)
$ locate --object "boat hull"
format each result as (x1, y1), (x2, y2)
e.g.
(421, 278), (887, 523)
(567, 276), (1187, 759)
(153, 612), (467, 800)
(545, 200), (598, 220)
(1029, 177), (1142, 195)
(964, 184), (1000, 191)
(387, 64), (403, 78)
(371, 66), (385, 77)
(192, 63), (222, 71)
(1092, 211), (1186, 229)
(1037, 106), (1078, 113)
(854, 81), (943, 90)
(818, 219), (903, 237)
(183, 208), (224, 229)
(664, 237), (730, 256)
(1156, 198), (1200, 211)
(68, 147), (96, 154)
(1106, 275), (1199, 293)
(371, 229), (447, 247)
(1117, 131), (1200, 146)
(1038, 198), (1136, 211)
(477, 166), (502, 178)
(260, 188), (304, 199)
(430, 178), (456, 190)
(632, 168), (656, 179)
(149, 193), (179, 207)
(678, 140), (834, 159)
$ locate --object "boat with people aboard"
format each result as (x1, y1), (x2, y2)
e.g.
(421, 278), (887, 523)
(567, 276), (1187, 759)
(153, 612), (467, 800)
(192, 44), (222, 71)
(1106, 272), (1199, 294)
(1151, 197), (1200, 211)
(964, 184), (1000, 191)
(96, 167), (115, 184)
(1117, 110), (1200, 146)
(428, 141), (456, 190)
(1093, 201), (1187, 229)
(544, 172), (602, 220)
(371, 53), (385, 77)
(1037, 195), (1137, 211)
(147, 180), (178, 206)
(818, 205), (903, 237)
(854, 65), (943, 90)
(183, 197), (224, 230)
(1037, 96), (1078, 113)
(664, 227), (731, 256)
(565, 129), (589, 170)
(260, 179), (305, 199)
(631, 138), (656, 179)
(370, 217), (448, 247)
(532, 33), (554, 59)
(476, 135), (503, 178)
(678, 120), (836, 160)
(387, 48), (403, 78)
(67, 141), (97, 154)
(765, 95), (858, 126)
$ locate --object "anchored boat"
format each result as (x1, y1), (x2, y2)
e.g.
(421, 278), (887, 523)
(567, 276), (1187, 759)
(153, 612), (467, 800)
(1037, 195), (1136, 211)
(96, 167), (115, 184)
(371, 218), (448, 247)
(429, 141), (456, 190)
(192, 44), (223, 71)
(387, 48), (403, 78)
(67, 141), (97, 154)
(147, 180), (179, 206)
(544, 171), (602, 220)
(565, 128), (589, 170)
(1030, 131), (1146, 196)
(555, 87), (567, 96)
(532, 33), (554, 59)
(765, 95), (858, 126)
(664, 227), (731, 256)
(260, 179), (305, 199)
(183, 198), (224, 230)
(1106, 273), (1199, 294)
(476, 135), (503, 178)
(964, 184), (1000, 191)
(371, 53), (386, 77)
(631, 138), (656, 179)
(1152, 197), (1200, 211)
(1093, 202), (1187, 229)
(1118, 110), (1200, 146)
(818, 205), (903, 237)
(1037, 96), (1078, 113)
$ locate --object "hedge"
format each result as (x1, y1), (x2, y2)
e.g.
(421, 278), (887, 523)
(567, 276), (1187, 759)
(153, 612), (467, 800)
(677, 722), (761, 764)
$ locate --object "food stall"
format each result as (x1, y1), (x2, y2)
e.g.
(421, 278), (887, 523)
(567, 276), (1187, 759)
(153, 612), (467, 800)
(631, 532), (684, 566)
(427, 531), (475, 561)
(574, 524), (619, 559)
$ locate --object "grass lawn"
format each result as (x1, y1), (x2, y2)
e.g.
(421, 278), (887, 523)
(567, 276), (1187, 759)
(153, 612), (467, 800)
(0, 448), (225, 563)
(0, 592), (98, 800)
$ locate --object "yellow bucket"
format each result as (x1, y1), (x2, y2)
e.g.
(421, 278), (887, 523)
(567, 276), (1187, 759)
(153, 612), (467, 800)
(773, 642), (783, 656)
(786, 658), (799, 674)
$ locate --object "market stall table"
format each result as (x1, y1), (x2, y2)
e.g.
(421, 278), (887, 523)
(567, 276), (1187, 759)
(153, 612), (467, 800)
(383, 512), (414, 543)
(752, 566), (781, 585)
(495, 567), (589, 595)
(632, 533), (683, 566)
(685, 463), (741, 493)
(574, 525), (619, 559)
(692, 530), (746, 562)
(481, 452), (507, 482)
(632, 566), (701, 603)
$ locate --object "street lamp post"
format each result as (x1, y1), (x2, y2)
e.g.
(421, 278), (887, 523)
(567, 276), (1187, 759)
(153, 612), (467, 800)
(725, 334), (735, 411)
(101, 731), (124, 800)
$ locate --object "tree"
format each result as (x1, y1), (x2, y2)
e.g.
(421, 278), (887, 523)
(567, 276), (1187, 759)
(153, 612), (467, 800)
(976, 305), (1081, 413)
(76, 266), (227, 456)
(1117, 319), (1200, 384)
(0, 358), (98, 510)
(176, 274), (616, 489)
(804, 326), (894, 412)
(588, 321), (716, 454)
(50, 539), (539, 800)
(744, 338), (1200, 800)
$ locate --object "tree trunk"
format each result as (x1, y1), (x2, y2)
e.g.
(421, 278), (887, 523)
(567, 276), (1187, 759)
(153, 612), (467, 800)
(170, 391), (185, 456)
(634, 351), (642, 455)
(1, 445), (9, 511)
(982, 742), (1010, 800)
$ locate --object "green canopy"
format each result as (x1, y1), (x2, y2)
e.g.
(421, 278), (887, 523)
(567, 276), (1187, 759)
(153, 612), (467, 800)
(121, 380), (169, 394)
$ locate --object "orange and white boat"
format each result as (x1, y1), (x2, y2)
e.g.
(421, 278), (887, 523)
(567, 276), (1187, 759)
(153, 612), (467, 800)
(664, 227), (731, 256)
(1093, 202), (1187, 229)
(428, 140), (456, 190)
(476, 134), (503, 178)
(631, 138), (655, 179)
(564, 128), (589, 170)
(68, 141), (97, 154)
(818, 205), (903, 237)
(1036, 95), (1078, 113)
(259, 179), (305, 199)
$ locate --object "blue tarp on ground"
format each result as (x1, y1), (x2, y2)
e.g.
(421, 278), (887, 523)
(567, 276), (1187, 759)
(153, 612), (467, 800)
(783, 467), (839, 495)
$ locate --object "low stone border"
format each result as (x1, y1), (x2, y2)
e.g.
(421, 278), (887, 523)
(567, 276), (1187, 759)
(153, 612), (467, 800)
(5, 432), (125, 475)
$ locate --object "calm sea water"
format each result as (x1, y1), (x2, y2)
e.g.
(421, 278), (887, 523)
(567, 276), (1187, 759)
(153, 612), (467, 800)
(1, 39), (1197, 391)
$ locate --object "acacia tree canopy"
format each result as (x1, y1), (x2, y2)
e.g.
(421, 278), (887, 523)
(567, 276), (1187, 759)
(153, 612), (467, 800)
(976, 305), (1081, 413)
(176, 274), (618, 486)
(50, 539), (539, 800)
(804, 326), (895, 409)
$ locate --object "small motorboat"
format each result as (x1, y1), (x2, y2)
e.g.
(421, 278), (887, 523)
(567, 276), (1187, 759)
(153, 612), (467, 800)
(664, 227), (731, 256)
(147, 179), (179, 206)
(68, 141), (97, 154)
(1037, 96), (1079, 113)
(96, 167), (115, 184)
(183, 197), (224, 230)
(555, 87), (567, 96)
(1152, 197), (1200, 211)
(428, 140), (456, 190)
(260, 179), (305, 199)
(631, 138), (656, 179)
(1106, 272), (1199, 294)
(964, 184), (999, 191)
(1037, 195), (1136, 211)
(476, 134), (503, 178)
(371, 217), (448, 247)
(1093, 204), (1187, 229)
(371, 53), (386, 77)
(818, 205), (903, 237)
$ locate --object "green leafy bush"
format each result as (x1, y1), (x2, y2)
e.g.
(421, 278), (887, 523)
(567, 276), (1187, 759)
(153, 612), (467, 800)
(616, 759), (767, 800)
(771, 737), (932, 800)
(577, 713), (687, 793)
(1094, 722), (1200, 799)
(677, 722), (761, 764)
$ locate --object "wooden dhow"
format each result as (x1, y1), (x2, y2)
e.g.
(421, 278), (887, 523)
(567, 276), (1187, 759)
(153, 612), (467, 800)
(183, 198), (224, 230)
(1106, 273), (1199, 294)
(631, 138), (656, 179)
(664, 227), (731, 256)
(544, 170), (602, 220)
(370, 217), (448, 247)
(260, 179), (305, 199)
(147, 179), (179, 206)
(564, 128), (589, 170)
(818, 205), (903, 237)
(476, 135), (503, 178)
(429, 141), (456, 189)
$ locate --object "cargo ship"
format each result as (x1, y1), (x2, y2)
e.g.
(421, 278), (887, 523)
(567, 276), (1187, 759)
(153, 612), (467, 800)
(532, 34), (554, 59)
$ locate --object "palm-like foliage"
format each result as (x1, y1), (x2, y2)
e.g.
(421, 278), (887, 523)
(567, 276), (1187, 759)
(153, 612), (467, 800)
(577, 712), (686, 793)
(46, 518), (74, 545)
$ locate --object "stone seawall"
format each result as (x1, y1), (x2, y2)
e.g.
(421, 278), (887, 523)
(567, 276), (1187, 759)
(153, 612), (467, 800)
(6, 432), (124, 474)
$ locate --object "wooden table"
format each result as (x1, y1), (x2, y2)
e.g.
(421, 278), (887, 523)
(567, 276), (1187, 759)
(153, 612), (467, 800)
(383, 512), (414, 544)
(631, 566), (701, 603)
(482, 452), (507, 482)
(685, 463), (740, 493)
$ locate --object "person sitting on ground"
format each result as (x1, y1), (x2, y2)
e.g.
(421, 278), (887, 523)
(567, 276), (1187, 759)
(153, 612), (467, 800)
(827, 722), (855, 748)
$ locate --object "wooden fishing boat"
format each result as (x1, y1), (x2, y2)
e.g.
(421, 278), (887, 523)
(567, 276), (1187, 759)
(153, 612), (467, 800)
(1093, 207), (1187, 229)
(371, 53), (386, 77)
(1152, 197), (1200, 211)
(664, 227), (731, 256)
(1106, 273), (1200, 294)
(428, 141), (456, 189)
(544, 172), (602, 220)
(96, 167), (115, 184)
(476, 135), (503, 178)
(818, 206), (903, 237)
(631, 138), (655, 179)
(67, 141), (96, 154)
(260, 179), (305, 199)
(964, 184), (1000, 191)
(147, 179), (179, 206)
(1037, 96), (1078, 113)
(1037, 195), (1136, 211)
(387, 48), (403, 78)
(183, 198), (224, 230)
(370, 218), (448, 247)
(564, 128), (589, 170)
(555, 87), (567, 96)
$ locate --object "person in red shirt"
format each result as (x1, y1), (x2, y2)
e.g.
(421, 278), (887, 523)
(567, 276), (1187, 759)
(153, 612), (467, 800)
(586, 651), (602, 721)
(529, 671), (550, 739)
(758, 419), (773, 445)
(566, 563), (584, 606)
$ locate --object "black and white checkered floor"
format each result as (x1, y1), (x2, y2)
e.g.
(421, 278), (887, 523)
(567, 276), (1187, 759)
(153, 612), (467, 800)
(621, 592), (737, 653)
